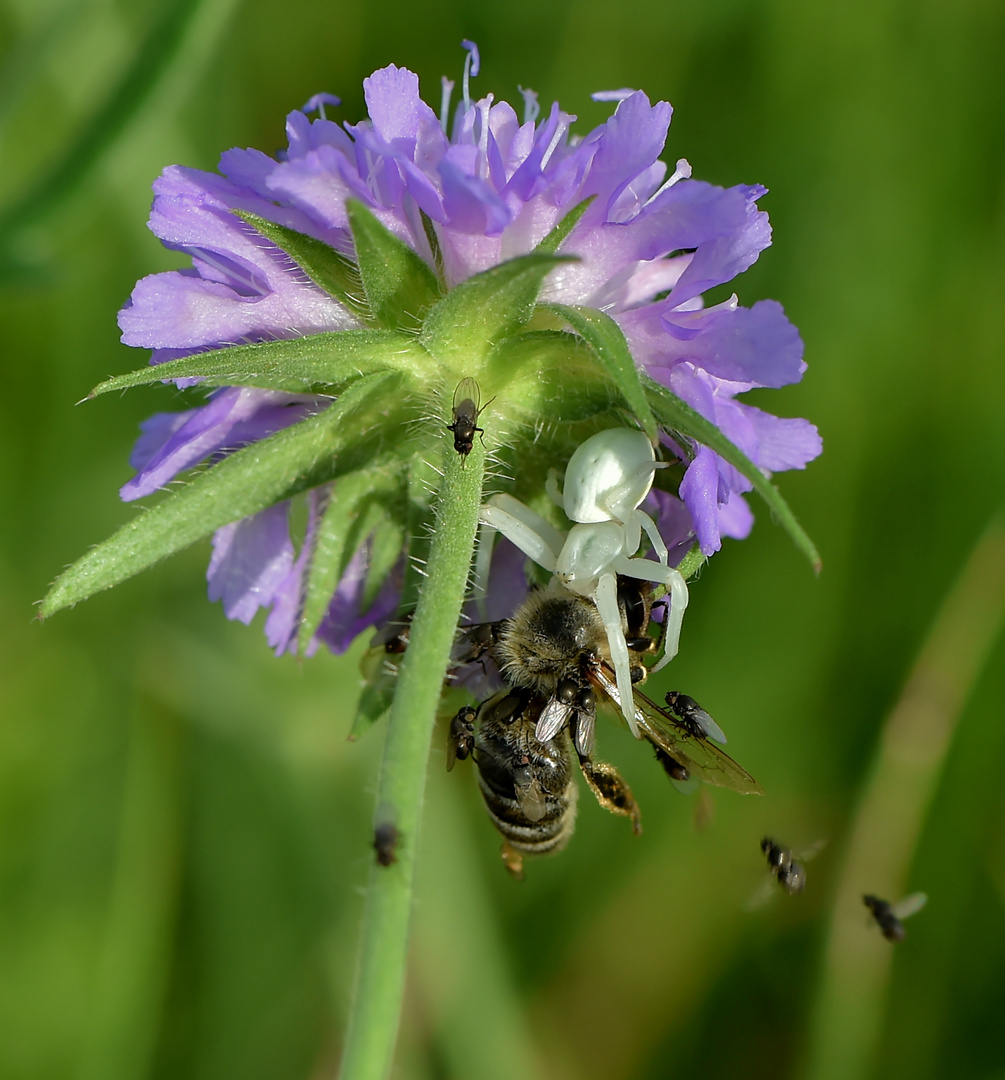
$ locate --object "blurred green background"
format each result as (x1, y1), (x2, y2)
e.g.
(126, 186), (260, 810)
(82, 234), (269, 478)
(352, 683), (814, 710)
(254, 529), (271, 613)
(2, 0), (1004, 1077)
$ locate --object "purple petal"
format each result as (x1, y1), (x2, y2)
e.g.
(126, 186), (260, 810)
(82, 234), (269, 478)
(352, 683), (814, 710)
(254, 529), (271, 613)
(578, 92), (672, 223)
(128, 410), (195, 472)
(736, 405), (823, 472)
(207, 503), (295, 624)
(666, 184), (770, 305)
(263, 489), (323, 655)
(718, 491), (754, 541)
(314, 543), (403, 655)
(646, 488), (696, 566)
(679, 446), (724, 556)
(363, 65), (441, 144)
(121, 388), (316, 501)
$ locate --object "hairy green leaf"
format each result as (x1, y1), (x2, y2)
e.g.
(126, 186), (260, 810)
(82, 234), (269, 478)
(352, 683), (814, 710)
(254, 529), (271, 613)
(41, 372), (401, 616)
(296, 468), (400, 653)
(421, 252), (577, 367)
(543, 303), (658, 441)
(645, 379), (822, 572)
(534, 196), (595, 255)
(234, 210), (370, 319)
(487, 330), (619, 422)
(364, 511), (405, 611)
(347, 199), (442, 329)
(88, 330), (428, 398)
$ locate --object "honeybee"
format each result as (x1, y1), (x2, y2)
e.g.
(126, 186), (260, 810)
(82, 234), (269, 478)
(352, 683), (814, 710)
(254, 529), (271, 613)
(494, 580), (761, 794)
(863, 893), (928, 941)
(447, 377), (488, 458)
(450, 688), (640, 879)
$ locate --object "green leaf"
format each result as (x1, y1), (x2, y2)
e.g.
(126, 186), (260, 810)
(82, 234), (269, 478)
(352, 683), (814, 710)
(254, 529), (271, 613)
(234, 211), (369, 319)
(419, 210), (446, 286)
(542, 303), (658, 441)
(349, 679), (393, 742)
(88, 330), (428, 398)
(41, 371), (401, 617)
(347, 199), (442, 329)
(534, 196), (595, 255)
(487, 330), (619, 422)
(421, 252), (577, 367)
(645, 379), (822, 572)
(364, 511), (406, 611)
(296, 469), (395, 653)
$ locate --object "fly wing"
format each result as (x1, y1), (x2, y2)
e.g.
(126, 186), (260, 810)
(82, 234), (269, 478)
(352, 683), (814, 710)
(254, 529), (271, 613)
(514, 772), (548, 822)
(593, 665), (763, 795)
(891, 892), (928, 920)
(536, 696), (574, 743)
(452, 376), (481, 414)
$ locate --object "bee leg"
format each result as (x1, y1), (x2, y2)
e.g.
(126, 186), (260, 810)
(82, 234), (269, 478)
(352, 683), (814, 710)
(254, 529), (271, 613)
(500, 842), (525, 880)
(577, 756), (642, 836)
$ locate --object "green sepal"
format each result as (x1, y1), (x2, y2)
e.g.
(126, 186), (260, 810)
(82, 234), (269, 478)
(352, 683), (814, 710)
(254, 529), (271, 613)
(296, 465), (403, 654)
(87, 330), (428, 398)
(542, 303), (658, 441)
(349, 679), (393, 741)
(676, 544), (707, 581)
(363, 511), (405, 611)
(40, 371), (401, 617)
(420, 252), (577, 368)
(487, 330), (618, 422)
(645, 379), (822, 573)
(346, 199), (442, 329)
(233, 211), (369, 319)
(534, 196), (595, 254)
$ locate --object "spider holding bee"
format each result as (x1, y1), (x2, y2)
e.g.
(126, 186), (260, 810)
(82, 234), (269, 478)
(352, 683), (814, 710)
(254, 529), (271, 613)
(448, 575), (761, 876)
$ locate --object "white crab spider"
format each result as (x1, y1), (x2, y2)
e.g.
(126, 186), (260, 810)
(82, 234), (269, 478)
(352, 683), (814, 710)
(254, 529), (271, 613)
(479, 428), (689, 737)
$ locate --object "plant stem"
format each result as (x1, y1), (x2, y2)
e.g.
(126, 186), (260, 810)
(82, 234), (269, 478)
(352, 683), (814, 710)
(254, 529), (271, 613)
(338, 433), (486, 1080)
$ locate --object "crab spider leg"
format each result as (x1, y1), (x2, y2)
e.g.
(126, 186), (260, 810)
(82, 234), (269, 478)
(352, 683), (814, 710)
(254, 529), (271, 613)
(480, 495), (563, 572)
(545, 468), (564, 509)
(611, 556), (689, 669)
(635, 508), (669, 565)
(595, 572), (640, 737)
(472, 521), (496, 622)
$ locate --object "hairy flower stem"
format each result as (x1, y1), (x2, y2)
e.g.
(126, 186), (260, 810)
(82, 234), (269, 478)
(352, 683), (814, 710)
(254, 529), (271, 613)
(338, 433), (486, 1080)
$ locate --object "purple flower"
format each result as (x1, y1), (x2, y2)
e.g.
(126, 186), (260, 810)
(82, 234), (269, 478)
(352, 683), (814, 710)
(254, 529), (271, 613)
(118, 49), (818, 651)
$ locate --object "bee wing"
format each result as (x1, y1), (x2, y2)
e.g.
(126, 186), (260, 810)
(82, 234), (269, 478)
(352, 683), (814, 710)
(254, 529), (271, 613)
(535, 697), (574, 743)
(891, 892), (928, 920)
(595, 666), (763, 795)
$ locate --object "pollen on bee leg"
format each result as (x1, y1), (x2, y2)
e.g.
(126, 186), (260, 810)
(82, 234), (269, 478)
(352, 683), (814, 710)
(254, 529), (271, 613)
(500, 842), (525, 880)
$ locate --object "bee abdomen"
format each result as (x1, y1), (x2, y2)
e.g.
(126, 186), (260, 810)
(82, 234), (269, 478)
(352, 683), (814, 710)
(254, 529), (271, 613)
(477, 777), (578, 855)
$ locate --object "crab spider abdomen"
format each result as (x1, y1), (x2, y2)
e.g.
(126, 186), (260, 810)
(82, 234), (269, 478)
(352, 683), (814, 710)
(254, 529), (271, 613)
(562, 429), (657, 524)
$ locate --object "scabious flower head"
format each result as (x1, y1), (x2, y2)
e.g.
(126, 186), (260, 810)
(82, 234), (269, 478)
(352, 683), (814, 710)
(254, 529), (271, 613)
(113, 49), (820, 656)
